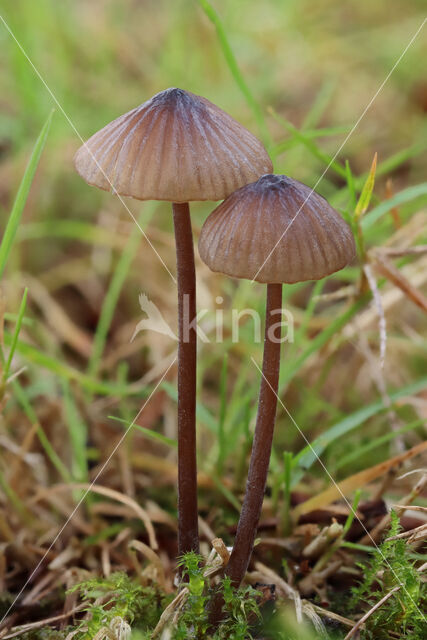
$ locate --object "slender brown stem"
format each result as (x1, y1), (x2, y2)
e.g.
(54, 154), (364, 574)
(172, 202), (199, 558)
(225, 282), (282, 586)
(208, 283), (282, 626)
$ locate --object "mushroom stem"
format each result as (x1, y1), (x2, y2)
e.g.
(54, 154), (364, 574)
(226, 282), (282, 586)
(172, 202), (199, 558)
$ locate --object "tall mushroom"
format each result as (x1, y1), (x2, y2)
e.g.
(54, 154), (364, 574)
(74, 88), (272, 559)
(199, 173), (356, 592)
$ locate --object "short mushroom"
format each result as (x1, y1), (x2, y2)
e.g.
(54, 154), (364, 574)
(74, 88), (272, 559)
(199, 173), (356, 591)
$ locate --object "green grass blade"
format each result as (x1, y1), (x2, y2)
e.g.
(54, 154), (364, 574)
(341, 541), (376, 553)
(335, 419), (426, 471)
(343, 490), (361, 535)
(268, 107), (347, 178)
(280, 451), (293, 535)
(293, 377), (427, 472)
(0, 111), (54, 278)
(270, 125), (352, 157)
(280, 297), (365, 390)
(345, 160), (357, 213)
(87, 207), (154, 378)
(3, 312), (33, 327)
(198, 0), (271, 146)
(3, 332), (146, 396)
(211, 473), (241, 511)
(62, 380), (89, 482)
(302, 79), (337, 128)
(362, 182), (427, 229)
(355, 141), (427, 189)
(354, 153), (377, 221)
(12, 379), (71, 482)
(292, 279), (324, 347)
(19, 220), (119, 247)
(110, 414), (177, 448)
(2, 287), (27, 385)
(162, 380), (217, 434)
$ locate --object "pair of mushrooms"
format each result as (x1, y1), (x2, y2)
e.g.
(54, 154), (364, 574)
(75, 88), (355, 590)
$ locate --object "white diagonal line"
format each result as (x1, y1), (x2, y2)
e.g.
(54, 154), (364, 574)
(0, 14), (176, 284)
(252, 16), (427, 283)
(0, 355), (176, 626)
(250, 355), (426, 620)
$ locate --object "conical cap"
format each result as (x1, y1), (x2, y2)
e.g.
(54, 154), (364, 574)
(74, 88), (272, 203)
(198, 174), (356, 284)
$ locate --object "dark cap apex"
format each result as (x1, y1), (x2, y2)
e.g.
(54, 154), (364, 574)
(151, 87), (196, 109)
(257, 174), (294, 190)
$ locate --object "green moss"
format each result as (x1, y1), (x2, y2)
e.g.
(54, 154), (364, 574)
(68, 572), (171, 639)
(349, 511), (426, 639)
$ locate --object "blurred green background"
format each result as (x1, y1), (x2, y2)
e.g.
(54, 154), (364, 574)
(0, 0), (426, 539)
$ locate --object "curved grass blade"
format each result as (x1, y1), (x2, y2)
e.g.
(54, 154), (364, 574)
(362, 183), (427, 229)
(110, 414), (177, 449)
(198, 0), (271, 146)
(293, 376), (427, 474)
(268, 107), (347, 178)
(335, 418), (426, 471)
(1, 287), (27, 386)
(0, 111), (54, 278)
(3, 332), (147, 396)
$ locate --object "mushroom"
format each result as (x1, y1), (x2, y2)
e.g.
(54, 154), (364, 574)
(199, 173), (356, 590)
(74, 88), (272, 559)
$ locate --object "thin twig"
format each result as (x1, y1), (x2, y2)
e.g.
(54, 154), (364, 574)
(343, 586), (400, 639)
(375, 245), (427, 257)
(363, 263), (386, 369)
(1, 604), (85, 639)
(359, 473), (427, 545)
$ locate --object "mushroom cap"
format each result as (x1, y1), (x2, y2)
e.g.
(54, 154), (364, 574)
(74, 88), (272, 203)
(198, 174), (356, 284)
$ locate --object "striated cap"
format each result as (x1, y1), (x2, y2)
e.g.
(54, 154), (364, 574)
(74, 88), (272, 203)
(198, 174), (356, 284)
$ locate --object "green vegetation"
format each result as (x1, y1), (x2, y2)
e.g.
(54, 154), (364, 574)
(349, 512), (427, 638)
(174, 552), (261, 639)
(0, 0), (426, 638)
(69, 573), (169, 638)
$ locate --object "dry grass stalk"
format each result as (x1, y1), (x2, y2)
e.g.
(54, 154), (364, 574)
(310, 603), (354, 629)
(128, 540), (167, 590)
(372, 252), (427, 313)
(23, 275), (93, 357)
(211, 537), (230, 567)
(377, 244), (427, 257)
(363, 263), (387, 369)
(343, 585), (401, 640)
(294, 441), (427, 518)
(359, 472), (427, 544)
(386, 521), (427, 543)
(31, 482), (158, 549)
(385, 178), (402, 229)
(1, 605), (85, 640)
(302, 521), (343, 559)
